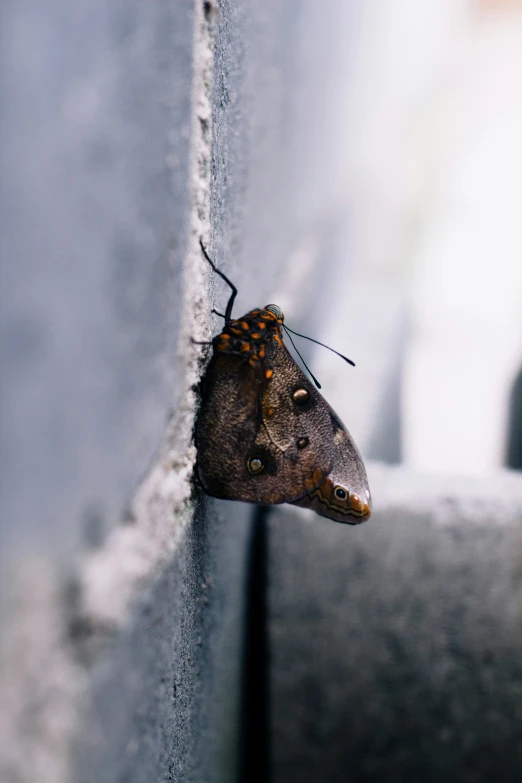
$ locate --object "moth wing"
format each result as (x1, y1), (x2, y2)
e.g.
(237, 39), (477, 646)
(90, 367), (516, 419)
(259, 340), (336, 500)
(292, 408), (371, 524)
(195, 350), (332, 505)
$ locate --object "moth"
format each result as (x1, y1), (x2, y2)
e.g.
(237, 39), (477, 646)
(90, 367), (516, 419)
(195, 242), (371, 524)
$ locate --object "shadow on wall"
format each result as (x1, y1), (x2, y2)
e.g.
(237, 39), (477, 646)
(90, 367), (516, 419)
(507, 364), (522, 470)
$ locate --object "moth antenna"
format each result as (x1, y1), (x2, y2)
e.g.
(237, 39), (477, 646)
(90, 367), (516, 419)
(199, 239), (237, 322)
(283, 325), (322, 389)
(283, 325), (355, 367)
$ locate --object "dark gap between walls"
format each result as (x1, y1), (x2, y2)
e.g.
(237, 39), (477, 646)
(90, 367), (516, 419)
(238, 504), (271, 783)
(506, 363), (522, 470)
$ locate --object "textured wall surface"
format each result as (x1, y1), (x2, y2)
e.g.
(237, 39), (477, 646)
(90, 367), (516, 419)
(1, 2), (522, 783)
(0, 0), (194, 567)
(268, 468), (522, 782)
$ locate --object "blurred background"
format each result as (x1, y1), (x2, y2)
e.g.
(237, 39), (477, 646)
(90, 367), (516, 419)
(1, 1), (522, 782)
(306, 0), (522, 477)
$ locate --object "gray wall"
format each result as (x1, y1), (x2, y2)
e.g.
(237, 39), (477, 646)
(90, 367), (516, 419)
(269, 485), (522, 782)
(1, 2), (521, 782)
(0, 0), (195, 570)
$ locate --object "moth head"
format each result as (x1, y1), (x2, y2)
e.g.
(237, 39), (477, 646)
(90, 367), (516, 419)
(264, 304), (284, 323)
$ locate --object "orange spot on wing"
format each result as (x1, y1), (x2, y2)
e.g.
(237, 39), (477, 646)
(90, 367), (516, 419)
(219, 332), (231, 340)
(240, 342), (251, 352)
(258, 345), (265, 358)
(251, 333), (261, 339)
(257, 321), (267, 329)
(305, 468), (324, 492)
(274, 334), (283, 347)
(265, 369), (273, 379)
(313, 468), (324, 485)
(241, 321), (249, 330)
(229, 327), (242, 336)
(305, 469), (324, 491)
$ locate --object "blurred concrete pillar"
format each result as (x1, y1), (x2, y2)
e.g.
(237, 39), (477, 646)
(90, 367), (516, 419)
(507, 365), (522, 469)
(268, 468), (522, 783)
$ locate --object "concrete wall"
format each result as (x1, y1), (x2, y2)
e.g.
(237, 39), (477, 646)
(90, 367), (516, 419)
(269, 468), (522, 782)
(1, 2), (521, 782)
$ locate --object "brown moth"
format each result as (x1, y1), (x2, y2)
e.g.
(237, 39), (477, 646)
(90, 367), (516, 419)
(195, 242), (371, 524)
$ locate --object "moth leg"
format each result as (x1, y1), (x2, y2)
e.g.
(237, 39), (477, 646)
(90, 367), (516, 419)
(199, 239), (237, 323)
(212, 309), (226, 319)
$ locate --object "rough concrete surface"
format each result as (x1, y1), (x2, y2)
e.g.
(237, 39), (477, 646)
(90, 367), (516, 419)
(0, 1), (368, 780)
(269, 466), (522, 783)
(0, 0), (194, 568)
(0, 1), (224, 780)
